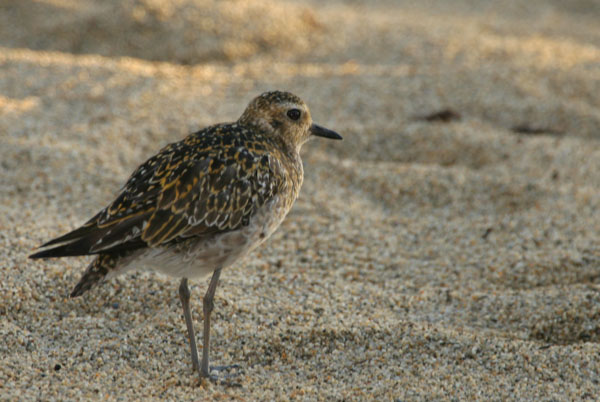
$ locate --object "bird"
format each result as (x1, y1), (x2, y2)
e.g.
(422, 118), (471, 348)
(29, 90), (342, 380)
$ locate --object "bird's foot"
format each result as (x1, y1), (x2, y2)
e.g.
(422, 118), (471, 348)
(199, 364), (244, 387)
(210, 364), (242, 374)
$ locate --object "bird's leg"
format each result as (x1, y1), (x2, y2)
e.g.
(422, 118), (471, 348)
(179, 278), (200, 372)
(201, 267), (222, 378)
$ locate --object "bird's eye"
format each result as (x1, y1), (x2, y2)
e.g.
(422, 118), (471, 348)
(287, 109), (301, 121)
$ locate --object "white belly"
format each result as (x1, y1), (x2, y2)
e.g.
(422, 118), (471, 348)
(113, 196), (290, 279)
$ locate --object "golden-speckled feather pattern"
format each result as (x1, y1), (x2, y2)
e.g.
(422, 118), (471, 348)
(94, 122), (293, 250)
(35, 124), (299, 255)
(30, 90), (339, 296)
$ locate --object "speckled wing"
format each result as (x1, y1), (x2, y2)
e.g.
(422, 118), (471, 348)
(30, 127), (282, 258)
(137, 146), (280, 247)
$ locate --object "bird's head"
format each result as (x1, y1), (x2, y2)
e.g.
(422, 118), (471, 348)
(238, 91), (342, 151)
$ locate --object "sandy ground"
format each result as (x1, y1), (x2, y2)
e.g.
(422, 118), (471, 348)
(2, 0), (600, 400)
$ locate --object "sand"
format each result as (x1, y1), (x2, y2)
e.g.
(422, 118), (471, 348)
(2, 0), (600, 400)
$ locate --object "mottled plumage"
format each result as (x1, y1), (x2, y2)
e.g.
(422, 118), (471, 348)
(30, 90), (342, 380)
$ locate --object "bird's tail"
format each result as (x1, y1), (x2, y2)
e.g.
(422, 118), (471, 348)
(70, 254), (119, 297)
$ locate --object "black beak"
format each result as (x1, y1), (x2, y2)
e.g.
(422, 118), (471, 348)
(311, 124), (342, 140)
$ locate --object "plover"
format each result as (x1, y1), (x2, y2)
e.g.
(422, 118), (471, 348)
(30, 90), (342, 380)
